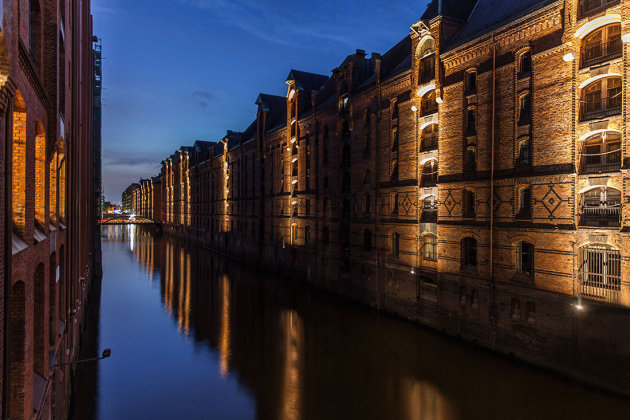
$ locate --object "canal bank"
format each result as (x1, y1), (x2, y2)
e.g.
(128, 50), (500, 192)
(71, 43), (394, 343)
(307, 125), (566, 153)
(70, 226), (630, 419)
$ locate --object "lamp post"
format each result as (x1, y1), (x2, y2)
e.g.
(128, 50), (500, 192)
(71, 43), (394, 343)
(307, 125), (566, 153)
(53, 349), (112, 368)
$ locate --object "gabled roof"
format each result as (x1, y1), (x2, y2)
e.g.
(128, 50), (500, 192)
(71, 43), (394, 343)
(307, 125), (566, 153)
(445, 0), (556, 50)
(256, 93), (287, 133)
(286, 69), (329, 92)
(421, 0), (478, 22)
(381, 36), (412, 80)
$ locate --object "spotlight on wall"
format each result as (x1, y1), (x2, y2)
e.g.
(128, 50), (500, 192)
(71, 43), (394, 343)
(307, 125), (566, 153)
(563, 52), (575, 62)
(411, 105), (418, 112)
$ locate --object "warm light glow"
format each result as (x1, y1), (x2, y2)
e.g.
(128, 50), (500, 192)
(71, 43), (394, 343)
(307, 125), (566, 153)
(622, 33), (630, 43)
(436, 96), (443, 104)
(411, 105), (418, 112)
(576, 304), (584, 310)
(563, 52), (575, 62)
(574, 14), (621, 39)
(292, 157), (298, 163)
(291, 180), (298, 185)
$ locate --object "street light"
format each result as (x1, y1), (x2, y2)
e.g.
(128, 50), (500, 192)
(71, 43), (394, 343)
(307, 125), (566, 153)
(53, 349), (112, 368)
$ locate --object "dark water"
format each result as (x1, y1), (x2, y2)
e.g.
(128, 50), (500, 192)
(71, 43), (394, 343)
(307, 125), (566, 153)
(71, 225), (630, 420)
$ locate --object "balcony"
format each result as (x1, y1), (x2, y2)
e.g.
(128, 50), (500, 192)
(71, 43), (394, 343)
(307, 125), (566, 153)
(582, 39), (622, 68)
(421, 101), (438, 117)
(579, 0), (620, 19)
(581, 149), (621, 173)
(422, 134), (438, 151)
(580, 96), (621, 121)
(421, 209), (437, 223)
(580, 206), (621, 228)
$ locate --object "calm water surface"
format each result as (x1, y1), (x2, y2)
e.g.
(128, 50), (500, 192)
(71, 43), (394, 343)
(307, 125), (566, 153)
(70, 226), (630, 420)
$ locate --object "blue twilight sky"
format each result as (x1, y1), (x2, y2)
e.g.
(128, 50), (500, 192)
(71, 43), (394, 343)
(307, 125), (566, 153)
(93, 0), (429, 202)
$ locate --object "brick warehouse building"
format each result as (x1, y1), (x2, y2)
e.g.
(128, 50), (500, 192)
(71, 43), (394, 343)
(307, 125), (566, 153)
(127, 0), (630, 394)
(0, 1), (99, 419)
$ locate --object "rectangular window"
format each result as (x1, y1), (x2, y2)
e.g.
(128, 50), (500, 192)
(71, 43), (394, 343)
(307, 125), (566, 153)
(466, 72), (477, 95)
(466, 109), (476, 136)
(464, 190), (475, 218)
(423, 236), (438, 261)
(518, 94), (531, 125)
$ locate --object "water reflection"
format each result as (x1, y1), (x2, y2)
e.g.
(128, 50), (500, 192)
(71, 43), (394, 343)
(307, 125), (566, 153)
(72, 226), (630, 420)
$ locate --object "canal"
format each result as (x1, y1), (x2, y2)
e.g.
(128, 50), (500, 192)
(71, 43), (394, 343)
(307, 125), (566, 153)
(70, 226), (630, 419)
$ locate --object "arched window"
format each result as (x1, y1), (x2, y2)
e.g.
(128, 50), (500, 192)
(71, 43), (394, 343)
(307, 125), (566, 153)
(465, 71), (477, 95)
(391, 232), (400, 256)
(421, 90), (438, 116)
(516, 242), (534, 277)
(418, 38), (436, 84)
(35, 122), (46, 227)
(465, 147), (476, 175)
(518, 138), (531, 167)
(363, 230), (372, 251)
(580, 244), (621, 302)
(12, 92), (27, 237)
(518, 93), (531, 126)
(581, 131), (621, 173)
(466, 108), (476, 136)
(391, 160), (399, 182)
(422, 160), (438, 186)
(580, 186), (621, 227)
(421, 123), (438, 150)
(581, 24), (621, 67)
(462, 237), (477, 268)
(423, 235), (438, 261)
(518, 51), (532, 77)
(581, 76), (621, 121)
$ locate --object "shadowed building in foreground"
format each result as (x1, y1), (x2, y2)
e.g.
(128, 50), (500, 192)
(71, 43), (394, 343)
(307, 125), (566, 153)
(0, 1), (99, 418)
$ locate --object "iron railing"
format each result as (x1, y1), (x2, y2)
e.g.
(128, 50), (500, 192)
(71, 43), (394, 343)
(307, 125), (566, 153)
(580, 206), (621, 227)
(579, 246), (621, 303)
(582, 39), (622, 68)
(422, 135), (438, 151)
(580, 95), (621, 121)
(581, 148), (621, 173)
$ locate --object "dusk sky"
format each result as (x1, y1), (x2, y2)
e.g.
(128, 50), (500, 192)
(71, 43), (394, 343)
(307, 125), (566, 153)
(93, 0), (429, 202)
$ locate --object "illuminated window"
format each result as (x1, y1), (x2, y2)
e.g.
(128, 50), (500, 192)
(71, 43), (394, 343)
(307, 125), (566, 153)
(423, 235), (438, 261)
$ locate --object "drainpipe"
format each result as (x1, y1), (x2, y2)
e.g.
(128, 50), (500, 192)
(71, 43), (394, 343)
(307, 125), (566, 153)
(490, 35), (497, 348)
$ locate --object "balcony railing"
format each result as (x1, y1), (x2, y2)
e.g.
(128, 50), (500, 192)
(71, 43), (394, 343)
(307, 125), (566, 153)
(421, 209), (437, 223)
(581, 148), (621, 173)
(421, 171), (438, 187)
(580, 95), (621, 121)
(422, 135), (438, 151)
(422, 102), (438, 116)
(579, 0), (620, 19)
(580, 206), (621, 227)
(582, 39), (622, 68)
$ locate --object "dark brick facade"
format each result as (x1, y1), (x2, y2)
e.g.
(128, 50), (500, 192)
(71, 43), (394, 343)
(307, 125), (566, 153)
(0, 1), (99, 419)
(127, 0), (630, 394)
